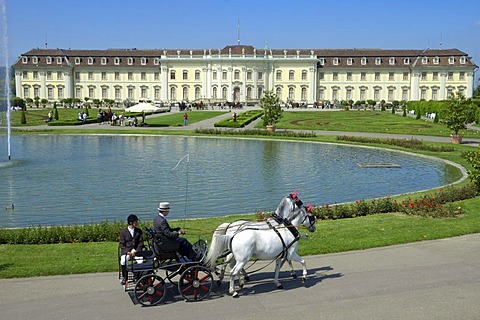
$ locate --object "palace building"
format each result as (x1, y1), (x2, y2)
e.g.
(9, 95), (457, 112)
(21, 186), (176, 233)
(13, 45), (477, 105)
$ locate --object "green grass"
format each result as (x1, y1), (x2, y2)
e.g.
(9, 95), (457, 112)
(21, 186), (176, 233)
(146, 111), (227, 127)
(255, 110), (480, 138)
(1, 109), (480, 278)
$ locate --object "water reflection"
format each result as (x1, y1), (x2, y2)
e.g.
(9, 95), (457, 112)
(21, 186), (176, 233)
(0, 135), (461, 227)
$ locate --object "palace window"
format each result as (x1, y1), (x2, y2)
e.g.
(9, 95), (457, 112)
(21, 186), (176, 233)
(88, 57), (94, 65)
(23, 86), (30, 98)
(432, 87), (438, 100)
(127, 58), (133, 65)
(460, 57), (466, 64)
(375, 72), (380, 81)
(183, 70), (188, 80)
(459, 72), (465, 80)
(301, 70), (307, 80)
(360, 88), (366, 100)
(212, 71), (217, 80)
(101, 57), (107, 65)
(402, 88), (408, 101)
(247, 71), (252, 80)
(234, 70), (240, 80)
(403, 72), (409, 81)
(420, 88), (427, 100)
(88, 72), (94, 80)
(115, 87), (121, 100)
(222, 87), (227, 100)
(389, 57), (395, 65)
(258, 72), (263, 80)
(332, 72), (338, 81)
(75, 57), (81, 64)
(183, 87), (188, 100)
(114, 58), (120, 65)
(301, 87), (307, 101)
(347, 58), (353, 65)
(33, 71), (38, 80)
(276, 87), (282, 100)
(433, 72), (438, 80)
(46, 57), (52, 64)
(361, 72), (366, 81)
(212, 87), (217, 99)
(141, 72), (146, 80)
(32, 56), (38, 64)
(154, 58), (160, 65)
(403, 58), (410, 64)
(361, 57), (367, 65)
(422, 57), (428, 64)
(374, 88), (380, 101)
(141, 58), (146, 65)
(128, 72), (133, 80)
(447, 72), (453, 80)
(195, 87), (201, 100)
(247, 87), (252, 99)
(154, 72), (160, 80)
(170, 87), (176, 100)
(332, 88), (338, 100)
(448, 57), (455, 64)
(76, 87), (82, 99)
(170, 70), (176, 80)
(318, 87), (324, 100)
(102, 72), (107, 80)
(289, 70), (294, 80)
(333, 58), (339, 65)
(389, 72), (394, 81)
(346, 88), (352, 100)
(319, 58), (325, 65)
(319, 72), (324, 80)
(276, 70), (282, 80)
(421, 72), (427, 80)
(89, 87), (95, 99)
(195, 70), (200, 80)
(57, 57), (62, 64)
(47, 71), (52, 80)
(375, 58), (381, 65)
(22, 71), (28, 79)
(388, 88), (394, 101)
(289, 87), (295, 101)
(102, 87), (108, 99)
(115, 72), (120, 80)
(433, 57), (439, 65)
(222, 71), (227, 80)
(154, 88), (160, 100)
(75, 72), (80, 80)
(347, 72), (352, 81)
(128, 87), (134, 99)
(22, 56), (28, 63)
(47, 87), (54, 99)
(141, 87), (147, 99)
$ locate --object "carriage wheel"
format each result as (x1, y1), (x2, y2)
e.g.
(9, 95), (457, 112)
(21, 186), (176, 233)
(178, 265), (213, 302)
(134, 274), (166, 306)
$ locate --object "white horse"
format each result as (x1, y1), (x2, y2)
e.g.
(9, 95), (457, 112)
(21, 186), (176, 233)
(214, 193), (305, 283)
(205, 195), (316, 297)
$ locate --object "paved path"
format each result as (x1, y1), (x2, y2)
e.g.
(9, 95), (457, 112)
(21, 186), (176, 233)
(15, 107), (480, 147)
(1, 233), (479, 320)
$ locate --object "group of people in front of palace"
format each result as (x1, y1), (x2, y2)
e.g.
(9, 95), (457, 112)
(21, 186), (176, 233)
(118, 201), (200, 285)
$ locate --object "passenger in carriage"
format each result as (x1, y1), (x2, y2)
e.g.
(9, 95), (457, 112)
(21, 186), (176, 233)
(153, 202), (199, 261)
(119, 214), (144, 285)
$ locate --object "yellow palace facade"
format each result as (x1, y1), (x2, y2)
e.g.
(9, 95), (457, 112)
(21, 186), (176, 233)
(13, 45), (477, 105)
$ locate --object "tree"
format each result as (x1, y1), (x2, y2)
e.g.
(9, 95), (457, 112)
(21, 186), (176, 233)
(473, 78), (480, 99)
(41, 98), (48, 108)
(260, 90), (283, 127)
(443, 92), (476, 135)
(34, 96), (40, 108)
(20, 109), (27, 124)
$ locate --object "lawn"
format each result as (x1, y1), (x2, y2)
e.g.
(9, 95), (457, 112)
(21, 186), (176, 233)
(1, 107), (480, 278)
(256, 110), (480, 138)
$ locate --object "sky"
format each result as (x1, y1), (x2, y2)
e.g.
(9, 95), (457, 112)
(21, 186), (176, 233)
(2, 0), (480, 82)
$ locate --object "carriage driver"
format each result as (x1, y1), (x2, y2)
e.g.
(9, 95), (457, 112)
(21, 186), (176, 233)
(119, 214), (144, 285)
(153, 202), (200, 261)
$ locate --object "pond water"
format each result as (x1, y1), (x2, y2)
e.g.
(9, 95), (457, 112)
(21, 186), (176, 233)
(0, 135), (461, 228)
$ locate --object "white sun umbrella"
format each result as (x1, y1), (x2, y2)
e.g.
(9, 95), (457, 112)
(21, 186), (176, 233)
(125, 102), (161, 112)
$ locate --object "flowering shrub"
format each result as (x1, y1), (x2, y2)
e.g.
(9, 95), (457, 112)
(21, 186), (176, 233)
(336, 135), (454, 152)
(311, 183), (477, 220)
(256, 210), (273, 221)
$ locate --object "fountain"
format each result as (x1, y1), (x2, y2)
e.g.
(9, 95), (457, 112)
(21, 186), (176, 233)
(1, 0), (11, 160)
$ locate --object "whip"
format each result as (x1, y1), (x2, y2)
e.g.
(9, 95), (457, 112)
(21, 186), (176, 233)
(171, 154), (190, 229)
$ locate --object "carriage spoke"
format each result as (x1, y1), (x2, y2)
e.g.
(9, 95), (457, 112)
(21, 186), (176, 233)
(178, 266), (213, 302)
(134, 274), (166, 306)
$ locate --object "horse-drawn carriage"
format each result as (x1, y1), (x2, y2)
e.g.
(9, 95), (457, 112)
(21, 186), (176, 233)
(118, 227), (212, 306)
(119, 191), (317, 305)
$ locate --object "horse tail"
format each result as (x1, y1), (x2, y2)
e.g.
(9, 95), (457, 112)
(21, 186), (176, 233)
(205, 233), (232, 268)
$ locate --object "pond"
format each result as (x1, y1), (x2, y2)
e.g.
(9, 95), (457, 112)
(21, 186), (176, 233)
(0, 135), (462, 228)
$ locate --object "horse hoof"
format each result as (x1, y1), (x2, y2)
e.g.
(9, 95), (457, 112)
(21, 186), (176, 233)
(276, 284), (284, 289)
(232, 292), (239, 298)
(301, 277), (306, 283)
(291, 273), (297, 278)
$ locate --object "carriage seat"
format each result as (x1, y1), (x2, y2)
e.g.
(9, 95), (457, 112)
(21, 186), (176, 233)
(145, 227), (180, 260)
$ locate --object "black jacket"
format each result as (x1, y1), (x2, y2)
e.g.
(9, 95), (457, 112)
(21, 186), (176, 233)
(119, 227), (144, 255)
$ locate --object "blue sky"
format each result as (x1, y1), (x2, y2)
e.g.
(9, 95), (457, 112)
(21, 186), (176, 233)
(3, 0), (480, 78)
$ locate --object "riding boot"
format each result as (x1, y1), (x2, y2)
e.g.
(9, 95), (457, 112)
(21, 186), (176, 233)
(120, 265), (127, 285)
